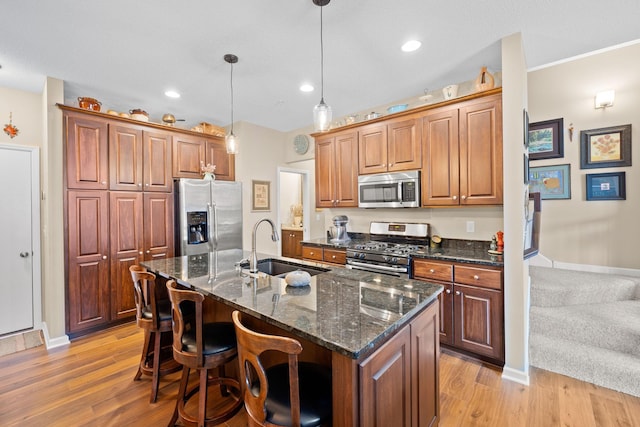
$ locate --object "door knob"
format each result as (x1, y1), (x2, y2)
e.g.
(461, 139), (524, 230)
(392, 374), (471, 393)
(19, 251), (30, 258)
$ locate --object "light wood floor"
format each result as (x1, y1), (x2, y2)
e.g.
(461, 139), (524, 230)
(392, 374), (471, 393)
(1, 322), (639, 426)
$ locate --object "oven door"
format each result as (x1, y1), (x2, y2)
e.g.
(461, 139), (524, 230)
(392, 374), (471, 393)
(346, 259), (409, 278)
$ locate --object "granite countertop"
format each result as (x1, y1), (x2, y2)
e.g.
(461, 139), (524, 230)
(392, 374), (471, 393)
(141, 249), (443, 360)
(302, 237), (504, 267)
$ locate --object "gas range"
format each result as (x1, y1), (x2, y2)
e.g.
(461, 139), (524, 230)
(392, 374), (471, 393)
(345, 222), (429, 278)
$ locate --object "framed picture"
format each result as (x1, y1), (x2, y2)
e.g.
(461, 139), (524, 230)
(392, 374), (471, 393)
(524, 192), (541, 260)
(580, 124), (631, 169)
(252, 180), (271, 211)
(528, 164), (571, 200)
(528, 118), (564, 160)
(586, 172), (626, 201)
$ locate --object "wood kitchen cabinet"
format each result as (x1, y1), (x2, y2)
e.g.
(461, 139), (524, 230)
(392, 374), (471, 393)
(421, 93), (503, 206)
(413, 258), (504, 363)
(66, 114), (109, 190)
(301, 244), (346, 265)
(67, 191), (110, 334)
(204, 138), (235, 181)
(358, 117), (422, 175)
(281, 228), (303, 259)
(360, 299), (439, 426)
(315, 130), (359, 208)
(109, 125), (173, 192)
(172, 134), (205, 179)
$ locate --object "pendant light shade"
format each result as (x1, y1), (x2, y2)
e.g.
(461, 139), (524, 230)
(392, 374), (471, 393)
(313, 0), (332, 132)
(224, 54), (239, 154)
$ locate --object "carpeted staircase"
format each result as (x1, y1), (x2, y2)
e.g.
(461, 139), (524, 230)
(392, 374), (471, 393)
(529, 266), (640, 397)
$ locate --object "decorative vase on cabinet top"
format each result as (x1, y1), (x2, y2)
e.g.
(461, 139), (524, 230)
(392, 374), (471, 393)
(475, 66), (495, 92)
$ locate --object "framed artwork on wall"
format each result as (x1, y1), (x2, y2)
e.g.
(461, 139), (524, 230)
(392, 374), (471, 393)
(586, 172), (626, 200)
(528, 164), (571, 200)
(580, 124), (632, 169)
(528, 118), (564, 160)
(252, 180), (271, 211)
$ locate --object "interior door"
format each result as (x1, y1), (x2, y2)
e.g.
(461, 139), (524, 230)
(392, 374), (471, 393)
(0, 145), (38, 335)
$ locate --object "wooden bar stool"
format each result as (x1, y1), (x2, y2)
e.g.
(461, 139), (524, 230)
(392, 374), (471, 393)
(232, 310), (332, 427)
(130, 266), (181, 403)
(166, 280), (242, 427)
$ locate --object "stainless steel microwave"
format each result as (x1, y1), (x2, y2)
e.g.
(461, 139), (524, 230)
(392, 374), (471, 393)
(358, 171), (420, 208)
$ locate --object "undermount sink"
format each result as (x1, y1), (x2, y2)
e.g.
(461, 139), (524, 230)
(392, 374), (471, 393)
(247, 258), (329, 278)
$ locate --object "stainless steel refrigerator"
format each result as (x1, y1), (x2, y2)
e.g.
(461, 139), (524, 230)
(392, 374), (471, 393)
(175, 178), (243, 255)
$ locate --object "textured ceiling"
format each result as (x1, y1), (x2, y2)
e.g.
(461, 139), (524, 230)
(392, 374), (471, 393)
(1, 0), (639, 132)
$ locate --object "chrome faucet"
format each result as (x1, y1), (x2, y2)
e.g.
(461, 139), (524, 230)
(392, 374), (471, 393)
(250, 218), (279, 273)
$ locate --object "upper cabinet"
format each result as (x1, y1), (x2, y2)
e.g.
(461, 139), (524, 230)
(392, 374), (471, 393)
(204, 138), (235, 181)
(315, 130), (359, 208)
(422, 93), (503, 206)
(358, 117), (421, 175)
(172, 134), (235, 181)
(66, 114), (109, 190)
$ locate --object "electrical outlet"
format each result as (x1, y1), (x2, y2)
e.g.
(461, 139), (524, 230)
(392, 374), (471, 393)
(466, 221), (475, 233)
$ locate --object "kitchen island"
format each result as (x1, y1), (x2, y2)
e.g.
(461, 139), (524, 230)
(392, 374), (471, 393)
(142, 249), (443, 427)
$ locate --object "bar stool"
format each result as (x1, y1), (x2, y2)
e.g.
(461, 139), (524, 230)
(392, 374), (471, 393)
(130, 266), (181, 403)
(166, 280), (242, 427)
(232, 310), (332, 427)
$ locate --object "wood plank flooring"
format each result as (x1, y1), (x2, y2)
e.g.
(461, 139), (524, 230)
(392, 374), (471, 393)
(0, 322), (638, 426)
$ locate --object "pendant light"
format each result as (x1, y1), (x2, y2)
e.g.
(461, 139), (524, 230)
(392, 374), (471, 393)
(224, 54), (239, 154)
(312, 0), (332, 132)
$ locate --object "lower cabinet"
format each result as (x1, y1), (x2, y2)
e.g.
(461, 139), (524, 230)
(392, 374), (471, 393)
(413, 259), (504, 363)
(67, 190), (174, 335)
(301, 244), (346, 265)
(360, 300), (439, 427)
(281, 228), (303, 259)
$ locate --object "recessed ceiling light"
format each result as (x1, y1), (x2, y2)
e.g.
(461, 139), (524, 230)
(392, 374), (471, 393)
(300, 84), (314, 93)
(164, 90), (181, 98)
(401, 40), (421, 52)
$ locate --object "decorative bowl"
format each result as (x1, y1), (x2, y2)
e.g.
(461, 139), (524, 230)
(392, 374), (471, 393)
(387, 104), (408, 114)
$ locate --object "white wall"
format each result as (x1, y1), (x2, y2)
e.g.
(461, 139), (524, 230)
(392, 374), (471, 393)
(280, 172), (302, 226)
(528, 42), (640, 269)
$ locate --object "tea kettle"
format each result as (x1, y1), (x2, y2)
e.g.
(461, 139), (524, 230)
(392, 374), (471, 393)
(330, 215), (350, 243)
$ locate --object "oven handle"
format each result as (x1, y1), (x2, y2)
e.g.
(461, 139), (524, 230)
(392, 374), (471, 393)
(347, 260), (408, 274)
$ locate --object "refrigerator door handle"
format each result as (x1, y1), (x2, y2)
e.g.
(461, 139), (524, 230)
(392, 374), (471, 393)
(209, 202), (218, 249)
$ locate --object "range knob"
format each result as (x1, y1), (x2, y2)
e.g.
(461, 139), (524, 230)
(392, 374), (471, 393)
(391, 257), (398, 264)
(359, 253), (367, 260)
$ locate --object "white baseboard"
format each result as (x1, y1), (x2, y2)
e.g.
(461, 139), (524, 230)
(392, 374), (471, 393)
(501, 366), (530, 386)
(549, 260), (640, 277)
(41, 322), (70, 349)
(529, 253), (552, 267)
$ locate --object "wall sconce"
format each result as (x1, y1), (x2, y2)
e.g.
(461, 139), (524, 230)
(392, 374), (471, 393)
(595, 90), (615, 109)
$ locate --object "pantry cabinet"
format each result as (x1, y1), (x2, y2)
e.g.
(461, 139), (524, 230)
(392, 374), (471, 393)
(358, 118), (421, 175)
(421, 94), (503, 206)
(413, 258), (504, 363)
(315, 130), (359, 208)
(66, 115), (109, 190)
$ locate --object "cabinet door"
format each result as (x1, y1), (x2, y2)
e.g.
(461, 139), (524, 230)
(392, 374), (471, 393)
(360, 326), (411, 427)
(302, 245), (323, 262)
(172, 135), (205, 178)
(458, 95), (503, 205)
(421, 107), (459, 206)
(358, 123), (388, 175)
(143, 192), (175, 261)
(411, 301), (440, 427)
(205, 138), (235, 181)
(66, 115), (109, 190)
(109, 124), (143, 191)
(109, 192), (144, 320)
(438, 283), (454, 345)
(453, 283), (504, 360)
(67, 191), (110, 333)
(281, 229), (303, 259)
(334, 131), (359, 207)
(388, 118), (422, 172)
(315, 137), (336, 208)
(143, 130), (173, 192)
(323, 248), (346, 265)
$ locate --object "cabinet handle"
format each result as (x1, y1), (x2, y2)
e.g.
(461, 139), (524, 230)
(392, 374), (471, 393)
(145, 183), (149, 187)
(138, 183), (142, 187)
(139, 251), (143, 255)
(310, 251), (315, 256)
(473, 274), (480, 280)
(452, 195), (457, 200)
(331, 255), (336, 259)
(455, 290), (461, 296)
(146, 250), (150, 254)
(429, 268), (435, 273)
(102, 255), (107, 260)
(101, 181), (107, 185)
(445, 289), (451, 294)
(461, 195), (467, 200)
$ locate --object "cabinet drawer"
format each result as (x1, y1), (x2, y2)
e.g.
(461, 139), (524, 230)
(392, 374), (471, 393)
(412, 260), (453, 282)
(302, 245), (323, 261)
(454, 265), (502, 290)
(324, 248), (346, 264)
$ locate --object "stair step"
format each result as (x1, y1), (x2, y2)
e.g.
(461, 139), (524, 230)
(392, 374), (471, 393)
(530, 266), (640, 307)
(530, 300), (640, 356)
(530, 332), (640, 397)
